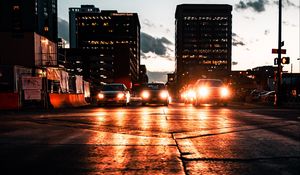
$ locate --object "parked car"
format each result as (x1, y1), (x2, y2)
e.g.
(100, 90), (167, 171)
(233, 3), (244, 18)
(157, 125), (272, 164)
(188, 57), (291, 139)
(97, 83), (130, 106)
(140, 83), (170, 106)
(260, 91), (275, 103)
(192, 79), (231, 106)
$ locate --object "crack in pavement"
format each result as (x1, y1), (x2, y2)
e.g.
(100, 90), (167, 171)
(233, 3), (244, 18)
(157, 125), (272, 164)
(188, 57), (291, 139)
(174, 123), (299, 140)
(172, 133), (188, 175)
(180, 156), (300, 162)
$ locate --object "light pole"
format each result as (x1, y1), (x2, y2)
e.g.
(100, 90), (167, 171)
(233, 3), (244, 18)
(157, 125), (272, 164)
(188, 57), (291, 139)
(298, 58), (300, 73)
(275, 0), (283, 107)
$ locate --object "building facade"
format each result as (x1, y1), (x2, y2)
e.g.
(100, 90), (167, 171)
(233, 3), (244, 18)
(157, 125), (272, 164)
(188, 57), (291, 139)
(68, 8), (140, 89)
(69, 5), (100, 48)
(175, 4), (232, 89)
(0, 0), (58, 67)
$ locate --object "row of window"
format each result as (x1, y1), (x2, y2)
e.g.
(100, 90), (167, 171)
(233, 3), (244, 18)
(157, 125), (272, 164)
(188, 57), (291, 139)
(84, 40), (136, 45)
(183, 16), (229, 21)
(185, 22), (229, 27)
(183, 43), (228, 48)
(182, 54), (228, 59)
(78, 22), (131, 27)
(183, 49), (228, 54)
(184, 26), (229, 32)
(78, 16), (112, 20)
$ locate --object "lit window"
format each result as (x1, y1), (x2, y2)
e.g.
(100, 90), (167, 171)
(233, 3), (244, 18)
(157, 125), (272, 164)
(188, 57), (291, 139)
(13, 5), (20, 11)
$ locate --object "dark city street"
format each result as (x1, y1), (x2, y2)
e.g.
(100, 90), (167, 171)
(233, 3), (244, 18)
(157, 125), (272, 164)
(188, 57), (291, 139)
(1, 0), (300, 174)
(0, 103), (299, 174)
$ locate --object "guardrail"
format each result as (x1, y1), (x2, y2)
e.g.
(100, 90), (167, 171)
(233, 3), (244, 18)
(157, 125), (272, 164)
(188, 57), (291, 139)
(49, 93), (89, 108)
(0, 93), (19, 110)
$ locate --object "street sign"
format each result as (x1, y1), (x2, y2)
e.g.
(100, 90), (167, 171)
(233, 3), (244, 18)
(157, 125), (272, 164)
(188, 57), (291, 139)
(274, 57), (290, 65)
(272, 48), (286, 54)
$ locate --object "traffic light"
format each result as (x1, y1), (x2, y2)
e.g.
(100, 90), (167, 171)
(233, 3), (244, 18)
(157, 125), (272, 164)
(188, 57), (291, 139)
(281, 57), (290, 64)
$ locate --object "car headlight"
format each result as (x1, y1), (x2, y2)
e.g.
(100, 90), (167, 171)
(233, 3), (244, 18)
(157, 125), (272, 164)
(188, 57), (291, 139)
(187, 90), (196, 99)
(199, 87), (209, 97)
(141, 91), (150, 99)
(98, 93), (104, 99)
(221, 87), (230, 97)
(117, 93), (125, 99)
(160, 91), (169, 99)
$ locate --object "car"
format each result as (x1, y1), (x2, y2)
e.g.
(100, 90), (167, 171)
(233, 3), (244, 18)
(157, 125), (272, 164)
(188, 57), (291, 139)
(192, 79), (231, 106)
(140, 83), (170, 106)
(180, 83), (196, 104)
(96, 83), (130, 106)
(260, 91), (275, 103)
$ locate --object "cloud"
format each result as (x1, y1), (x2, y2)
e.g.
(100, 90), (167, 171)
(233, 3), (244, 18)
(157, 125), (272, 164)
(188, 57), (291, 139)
(232, 61), (239, 65)
(142, 19), (156, 28)
(274, 0), (300, 8)
(232, 33), (246, 46)
(141, 51), (175, 72)
(235, 0), (269, 12)
(236, 0), (299, 12)
(147, 71), (171, 83)
(58, 17), (69, 42)
(264, 29), (270, 35)
(141, 32), (173, 56)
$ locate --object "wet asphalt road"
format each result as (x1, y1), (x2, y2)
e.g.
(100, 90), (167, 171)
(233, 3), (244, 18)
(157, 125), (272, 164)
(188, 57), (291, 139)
(0, 103), (299, 175)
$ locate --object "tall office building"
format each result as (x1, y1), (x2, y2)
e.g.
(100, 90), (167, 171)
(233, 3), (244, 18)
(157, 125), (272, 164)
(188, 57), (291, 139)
(67, 8), (140, 89)
(0, 0), (58, 67)
(175, 4), (232, 88)
(69, 5), (100, 48)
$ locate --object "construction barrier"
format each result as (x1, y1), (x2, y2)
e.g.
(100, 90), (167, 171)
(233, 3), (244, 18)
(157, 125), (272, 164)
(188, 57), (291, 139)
(0, 93), (19, 110)
(49, 93), (89, 108)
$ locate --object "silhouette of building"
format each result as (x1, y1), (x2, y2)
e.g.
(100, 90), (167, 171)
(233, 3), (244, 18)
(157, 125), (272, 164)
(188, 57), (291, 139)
(175, 4), (232, 89)
(0, 0), (58, 67)
(66, 7), (140, 90)
(139, 65), (148, 84)
(69, 5), (100, 48)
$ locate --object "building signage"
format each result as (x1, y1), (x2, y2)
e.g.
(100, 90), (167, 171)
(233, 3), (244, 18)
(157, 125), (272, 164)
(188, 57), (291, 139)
(272, 48), (286, 54)
(22, 76), (42, 100)
(22, 76), (42, 90)
(24, 90), (42, 100)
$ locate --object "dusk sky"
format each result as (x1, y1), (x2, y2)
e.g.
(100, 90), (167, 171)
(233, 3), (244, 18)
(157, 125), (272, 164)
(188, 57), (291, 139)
(58, 0), (300, 81)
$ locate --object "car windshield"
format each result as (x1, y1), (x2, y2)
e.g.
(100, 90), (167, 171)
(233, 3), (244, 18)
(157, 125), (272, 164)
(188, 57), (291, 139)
(102, 85), (125, 91)
(196, 80), (223, 87)
(146, 84), (166, 90)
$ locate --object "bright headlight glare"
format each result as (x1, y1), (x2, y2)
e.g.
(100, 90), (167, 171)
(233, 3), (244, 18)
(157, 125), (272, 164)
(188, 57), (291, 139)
(141, 91), (150, 99)
(199, 87), (209, 97)
(117, 93), (125, 99)
(187, 90), (196, 98)
(160, 91), (169, 99)
(221, 87), (229, 97)
(98, 93), (104, 99)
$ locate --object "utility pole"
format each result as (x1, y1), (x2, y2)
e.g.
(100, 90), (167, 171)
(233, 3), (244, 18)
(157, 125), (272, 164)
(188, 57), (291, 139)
(275, 0), (282, 107)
